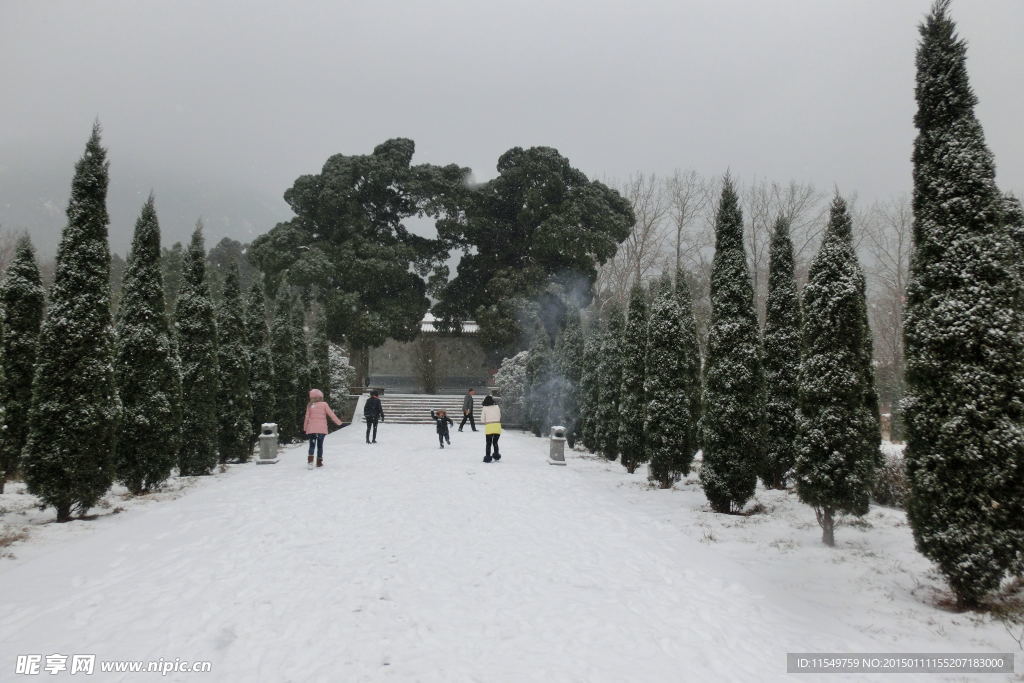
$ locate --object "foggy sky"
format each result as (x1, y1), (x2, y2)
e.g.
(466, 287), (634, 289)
(1, 0), (1022, 257)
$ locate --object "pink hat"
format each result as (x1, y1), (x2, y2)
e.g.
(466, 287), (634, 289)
(309, 388), (324, 400)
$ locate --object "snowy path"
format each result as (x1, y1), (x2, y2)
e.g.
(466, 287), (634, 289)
(0, 425), (971, 682)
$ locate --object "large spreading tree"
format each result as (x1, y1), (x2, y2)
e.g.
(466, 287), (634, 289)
(114, 197), (183, 493)
(433, 146), (634, 352)
(0, 236), (45, 492)
(23, 124), (122, 521)
(249, 138), (468, 386)
(903, 0), (1024, 607)
(761, 217), (801, 489)
(794, 196), (881, 546)
(175, 225), (220, 475)
(698, 177), (765, 514)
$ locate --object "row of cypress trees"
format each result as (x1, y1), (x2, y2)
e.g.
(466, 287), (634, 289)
(532, 176), (880, 547)
(0, 125), (324, 521)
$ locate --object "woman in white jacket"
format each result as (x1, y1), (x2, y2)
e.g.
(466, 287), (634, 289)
(481, 394), (502, 463)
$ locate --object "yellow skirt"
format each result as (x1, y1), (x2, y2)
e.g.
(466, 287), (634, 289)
(484, 423), (502, 435)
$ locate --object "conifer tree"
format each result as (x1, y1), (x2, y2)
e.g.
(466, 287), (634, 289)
(175, 224), (220, 475)
(245, 280), (275, 442)
(698, 177), (765, 513)
(593, 302), (625, 460)
(292, 305), (310, 436)
(22, 125), (122, 521)
(215, 262), (253, 463)
(271, 291), (298, 443)
(903, 0), (1024, 606)
(761, 217), (801, 489)
(618, 285), (650, 474)
(577, 323), (603, 452)
(794, 196), (880, 546)
(551, 310), (585, 447)
(113, 197), (183, 493)
(523, 330), (554, 437)
(646, 273), (702, 488)
(0, 236), (45, 492)
(309, 312), (331, 405)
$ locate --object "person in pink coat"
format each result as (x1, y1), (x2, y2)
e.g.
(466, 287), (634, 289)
(303, 388), (343, 468)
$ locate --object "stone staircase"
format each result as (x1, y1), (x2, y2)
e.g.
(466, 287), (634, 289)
(376, 393), (478, 425)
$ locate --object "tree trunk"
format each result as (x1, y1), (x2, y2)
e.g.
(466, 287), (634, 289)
(56, 502), (73, 523)
(817, 506), (835, 546)
(352, 346), (370, 389)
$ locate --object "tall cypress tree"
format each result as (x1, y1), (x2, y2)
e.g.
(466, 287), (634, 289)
(175, 225), (220, 475)
(646, 273), (702, 488)
(618, 285), (649, 474)
(308, 312), (331, 405)
(594, 302), (625, 460)
(794, 196), (881, 546)
(761, 217), (801, 489)
(903, 0), (1024, 606)
(216, 262), (253, 463)
(523, 330), (554, 437)
(271, 291), (298, 443)
(0, 236), (45, 493)
(22, 125), (122, 521)
(698, 177), (765, 514)
(114, 197), (183, 493)
(292, 304), (310, 437)
(552, 310), (585, 447)
(245, 279), (275, 441)
(577, 321), (603, 452)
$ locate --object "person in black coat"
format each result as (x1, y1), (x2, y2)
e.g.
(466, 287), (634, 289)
(458, 388), (477, 432)
(364, 391), (384, 443)
(429, 409), (454, 448)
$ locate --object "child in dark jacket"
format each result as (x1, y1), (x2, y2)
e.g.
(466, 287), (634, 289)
(430, 409), (454, 448)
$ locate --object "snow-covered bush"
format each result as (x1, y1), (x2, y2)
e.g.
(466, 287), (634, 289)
(494, 350), (529, 425)
(872, 450), (908, 509)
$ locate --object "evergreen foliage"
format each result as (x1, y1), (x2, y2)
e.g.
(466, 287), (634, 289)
(245, 280), (275, 442)
(617, 285), (650, 474)
(523, 330), (554, 437)
(645, 273), (702, 488)
(215, 262), (254, 463)
(551, 311), (585, 447)
(22, 124), (122, 521)
(761, 217), (801, 489)
(0, 236), (45, 492)
(270, 291), (298, 443)
(113, 197), (183, 493)
(903, 0), (1024, 606)
(593, 303), (625, 460)
(292, 305), (310, 435)
(174, 224), (220, 475)
(309, 312), (331, 405)
(576, 324), (603, 452)
(698, 177), (765, 513)
(794, 196), (881, 546)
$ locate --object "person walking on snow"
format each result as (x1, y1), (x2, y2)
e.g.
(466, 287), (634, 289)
(481, 394), (502, 463)
(304, 389), (343, 468)
(458, 387), (477, 432)
(430, 409), (454, 448)
(364, 390), (384, 444)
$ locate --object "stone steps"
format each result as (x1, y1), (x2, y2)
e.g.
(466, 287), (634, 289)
(375, 394), (477, 424)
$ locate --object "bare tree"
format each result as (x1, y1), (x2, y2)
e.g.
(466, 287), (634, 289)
(594, 172), (670, 313)
(860, 195), (912, 440)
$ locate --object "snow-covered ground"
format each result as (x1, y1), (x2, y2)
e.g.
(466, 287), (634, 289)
(0, 425), (1020, 682)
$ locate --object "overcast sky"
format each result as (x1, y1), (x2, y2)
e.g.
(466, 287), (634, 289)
(1, 0), (1022, 257)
